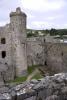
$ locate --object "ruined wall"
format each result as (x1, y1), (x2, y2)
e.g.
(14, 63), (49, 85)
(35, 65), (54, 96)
(27, 37), (45, 66)
(0, 7), (27, 81)
(46, 43), (67, 73)
(0, 25), (15, 81)
(27, 37), (67, 73)
(0, 7), (67, 82)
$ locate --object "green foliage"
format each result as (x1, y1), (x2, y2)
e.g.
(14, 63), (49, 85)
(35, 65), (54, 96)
(45, 29), (50, 33)
(32, 73), (43, 80)
(27, 28), (67, 37)
(27, 29), (50, 37)
(50, 28), (67, 36)
(27, 30), (33, 37)
(8, 65), (40, 84)
(27, 33), (33, 37)
(50, 28), (58, 36)
(28, 65), (43, 80)
(27, 65), (39, 74)
(27, 31), (38, 37)
(57, 29), (67, 36)
(9, 76), (27, 84)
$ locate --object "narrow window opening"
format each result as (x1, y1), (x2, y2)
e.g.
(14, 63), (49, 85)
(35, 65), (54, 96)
(1, 38), (6, 44)
(2, 51), (6, 58)
(44, 61), (47, 66)
(44, 39), (45, 42)
(61, 52), (63, 56)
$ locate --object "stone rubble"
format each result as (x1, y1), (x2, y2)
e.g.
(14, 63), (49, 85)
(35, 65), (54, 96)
(0, 73), (67, 100)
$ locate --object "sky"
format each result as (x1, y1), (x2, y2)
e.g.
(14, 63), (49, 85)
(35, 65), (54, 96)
(0, 0), (67, 29)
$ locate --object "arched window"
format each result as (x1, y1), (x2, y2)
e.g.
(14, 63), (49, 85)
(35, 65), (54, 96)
(1, 38), (6, 44)
(1, 51), (6, 58)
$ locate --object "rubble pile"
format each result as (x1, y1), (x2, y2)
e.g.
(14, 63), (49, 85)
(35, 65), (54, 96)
(0, 73), (67, 100)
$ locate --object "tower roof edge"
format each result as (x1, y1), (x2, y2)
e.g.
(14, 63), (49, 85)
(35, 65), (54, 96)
(10, 7), (26, 17)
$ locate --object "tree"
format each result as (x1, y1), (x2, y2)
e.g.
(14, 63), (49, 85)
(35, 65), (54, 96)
(50, 28), (57, 36)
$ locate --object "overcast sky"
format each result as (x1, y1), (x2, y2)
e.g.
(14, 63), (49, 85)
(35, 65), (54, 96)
(0, 0), (67, 29)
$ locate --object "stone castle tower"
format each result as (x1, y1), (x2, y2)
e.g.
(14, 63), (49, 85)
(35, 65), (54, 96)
(1, 7), (67, 82)
(0, 7), (27, 81)
(10, 7), (27, 77)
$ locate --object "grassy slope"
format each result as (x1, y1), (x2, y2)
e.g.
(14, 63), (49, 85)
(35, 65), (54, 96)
(8, 65), (43, 84)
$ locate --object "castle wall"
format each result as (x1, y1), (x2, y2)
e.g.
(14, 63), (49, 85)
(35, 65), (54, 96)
(0, 26), (11, 65)
(0, 7), (67, 82)
(27, 37), (45, 66)
(12, 34), (27, 76)
(27, 37), (67, 73)
(0, 7), (27, 81)
(46, 43), (67, 73)
(0, 25), (15, 81)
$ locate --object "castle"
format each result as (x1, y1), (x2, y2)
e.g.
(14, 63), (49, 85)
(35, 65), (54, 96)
(0, 7), (67, 81)
(0, 7), (27, 81)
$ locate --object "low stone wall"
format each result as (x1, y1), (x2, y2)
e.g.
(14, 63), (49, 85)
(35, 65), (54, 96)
(0, 73), (67, 100)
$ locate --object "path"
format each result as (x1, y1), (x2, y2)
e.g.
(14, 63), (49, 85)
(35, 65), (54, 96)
(26, 68), (39, 82)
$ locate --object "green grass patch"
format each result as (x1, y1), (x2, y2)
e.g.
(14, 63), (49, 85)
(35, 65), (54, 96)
(32, 73), (43, 80)
(8, 65), (41, 84)
(9, 76), (27, 84)
(27, 65), (39, 74)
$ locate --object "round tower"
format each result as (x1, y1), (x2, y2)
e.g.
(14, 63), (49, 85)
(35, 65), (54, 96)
(10, 7), (27, 38)
(9, 7), (27, 77)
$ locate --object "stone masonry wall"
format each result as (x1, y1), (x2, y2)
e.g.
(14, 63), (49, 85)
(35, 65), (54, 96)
(46, 43), (67, 73)
(10, 7), (27, 77)
(0, 73), (67, 100)
(27, 37), (45, 66)
(27, 37), (67, 73)
(0, 7), (27, 81)
(0, 7), (67, 82)
(0, 24), (15, 81)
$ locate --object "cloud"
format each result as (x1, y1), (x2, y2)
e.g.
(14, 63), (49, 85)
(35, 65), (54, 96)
(31, 21), (53, 29)
(0, 0), (66, 29)
(21, 0), (65, 12)
(63, 24), (67, 28)
(29, 20), (67, 29)
(27, 14), (35, 19)
(0, 0), (21, 26)
(0, 20), (9, 26)
(46, 15), (64, 21)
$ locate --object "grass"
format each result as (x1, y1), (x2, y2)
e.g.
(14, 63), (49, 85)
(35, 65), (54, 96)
(9, 76), (27, 84)
(8, 65), (43, 84)
(27, 65), (39, 74)
(32, 73), (43, 80)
